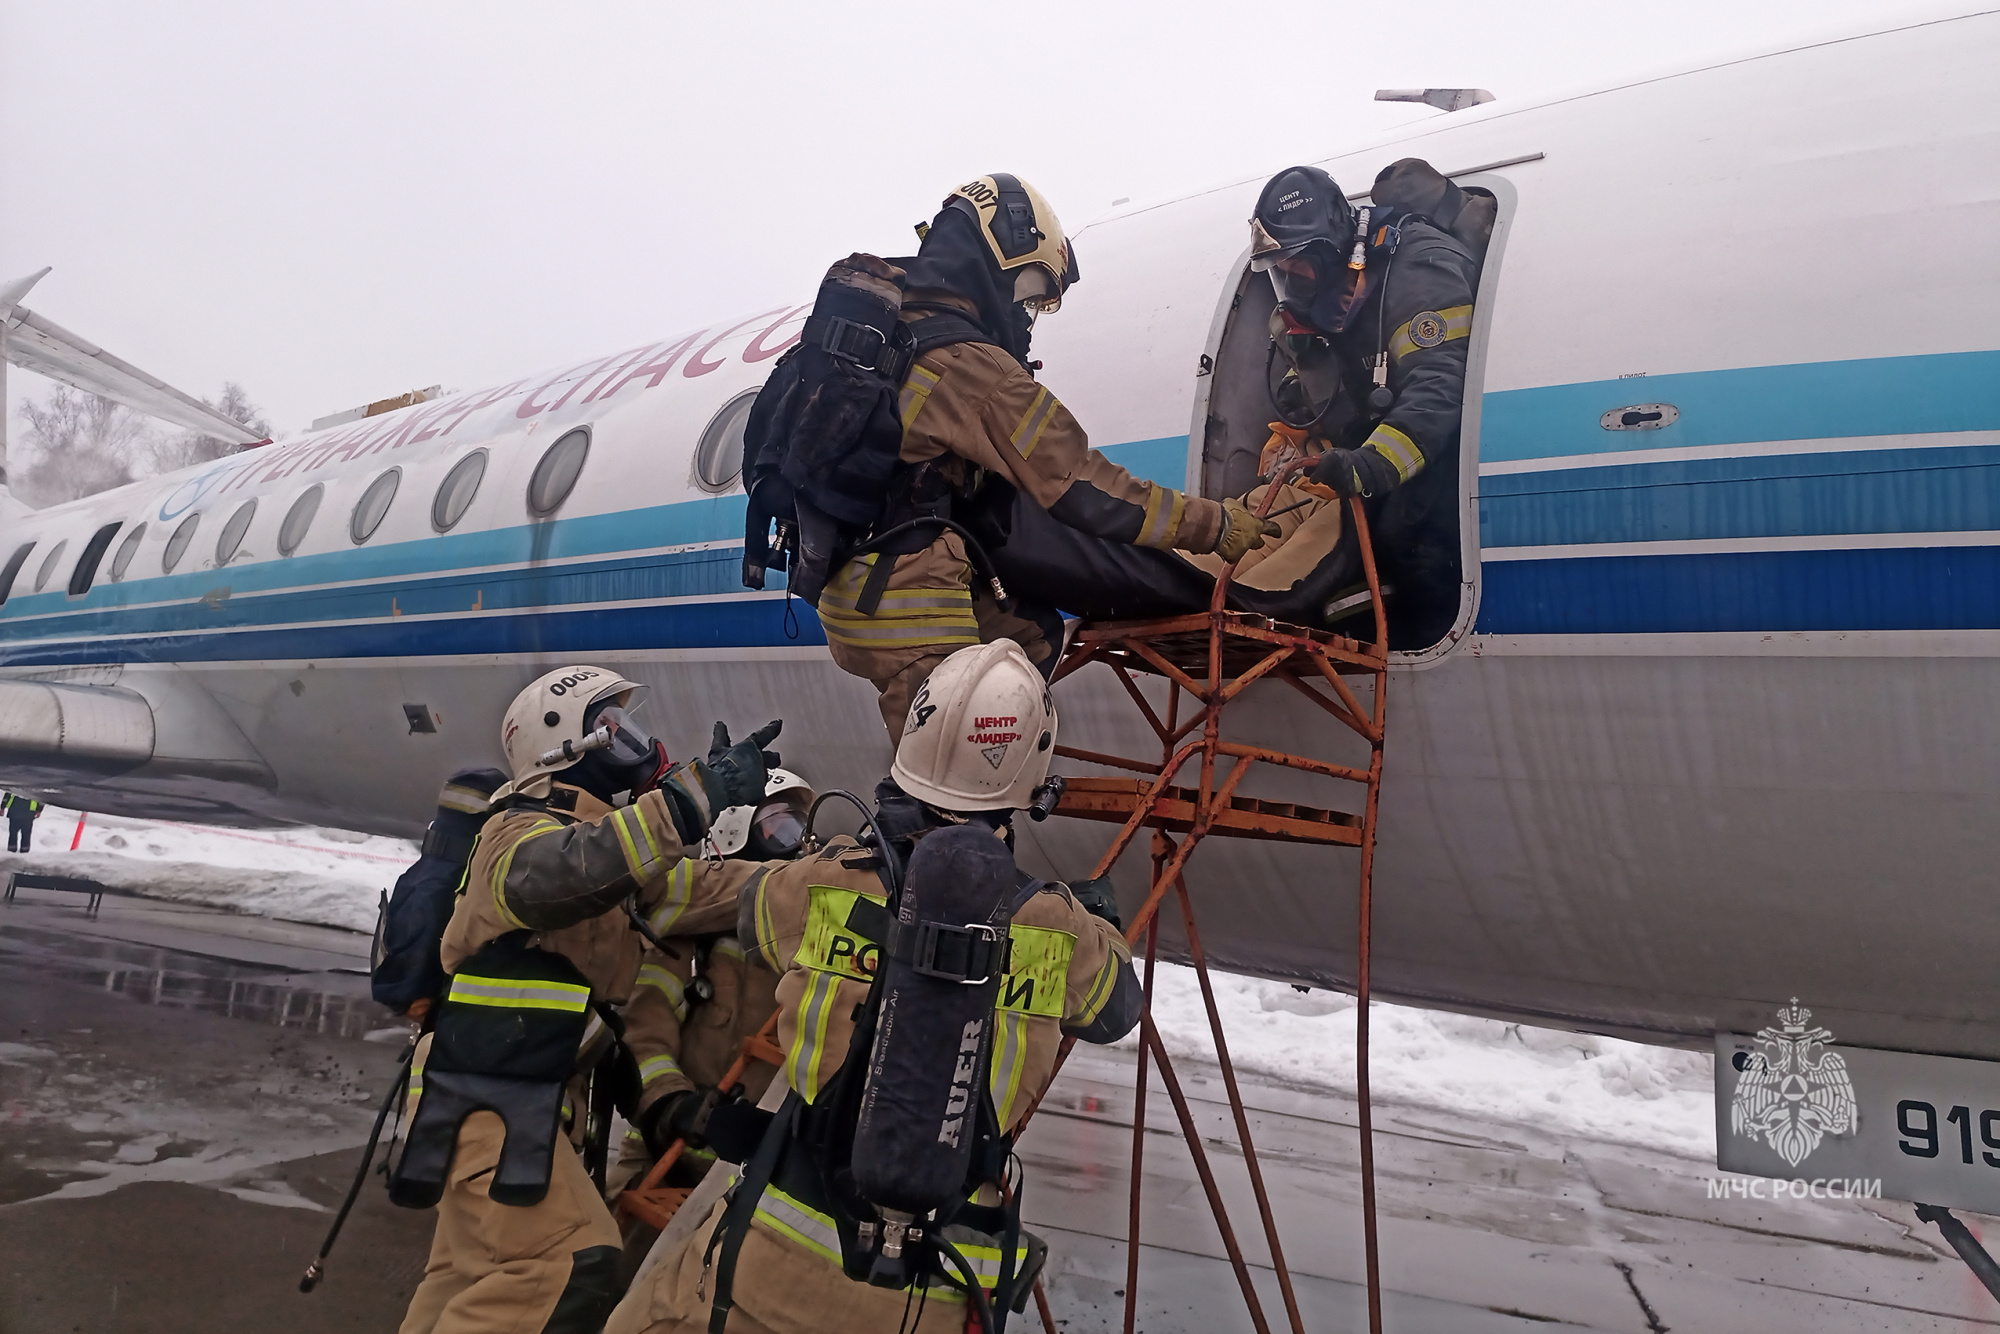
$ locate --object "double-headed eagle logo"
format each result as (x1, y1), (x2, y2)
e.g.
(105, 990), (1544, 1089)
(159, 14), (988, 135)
(1730, 998), (1857, 1167)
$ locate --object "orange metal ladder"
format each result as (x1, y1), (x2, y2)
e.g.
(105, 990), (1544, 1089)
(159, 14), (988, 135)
(1034, 484), (1390, 1334)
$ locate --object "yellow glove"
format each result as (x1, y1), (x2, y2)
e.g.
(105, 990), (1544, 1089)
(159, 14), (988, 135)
(1213, 497), (1283, 564)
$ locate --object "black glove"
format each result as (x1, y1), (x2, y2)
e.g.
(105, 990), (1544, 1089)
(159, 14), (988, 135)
(637, 1086), (721, 1156)
(660, 720), (782, 842)
(1065, 876), (1122, 931)
(1308, 446), (1400, 499)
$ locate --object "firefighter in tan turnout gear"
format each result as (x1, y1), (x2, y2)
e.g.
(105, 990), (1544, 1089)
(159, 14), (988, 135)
(391, 664), (780, 1334)
(607, 770), (813, 1198)
(607, 640), (1143, 1334)
(741, 175), (1280, 742)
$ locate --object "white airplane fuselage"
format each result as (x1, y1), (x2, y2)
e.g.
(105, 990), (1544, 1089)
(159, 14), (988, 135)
(3, 9), (1997, 1059)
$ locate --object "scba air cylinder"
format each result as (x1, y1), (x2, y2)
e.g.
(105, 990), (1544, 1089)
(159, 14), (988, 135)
(851, 823), (1016, 1220)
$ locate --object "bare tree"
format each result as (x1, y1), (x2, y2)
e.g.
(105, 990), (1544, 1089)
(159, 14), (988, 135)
(151, 382), (273, 472)
(13, 386), (153, 505)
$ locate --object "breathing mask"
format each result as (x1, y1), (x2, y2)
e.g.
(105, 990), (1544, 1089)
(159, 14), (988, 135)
(569, 701), (666, 800)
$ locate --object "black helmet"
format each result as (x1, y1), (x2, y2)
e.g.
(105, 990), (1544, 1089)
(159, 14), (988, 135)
(1248, 166), (1357, 312)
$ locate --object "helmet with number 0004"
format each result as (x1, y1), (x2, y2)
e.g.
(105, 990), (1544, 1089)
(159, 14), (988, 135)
(890, 640), (1056, 812)
(706, 767), (815, 859)
(944, 174), (1080, 314)
(496, 664), (647, 797)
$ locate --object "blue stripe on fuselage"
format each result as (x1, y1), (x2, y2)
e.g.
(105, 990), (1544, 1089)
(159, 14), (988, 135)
(1479, 444), (2000, 548)
(1480, 349), (2000, 464)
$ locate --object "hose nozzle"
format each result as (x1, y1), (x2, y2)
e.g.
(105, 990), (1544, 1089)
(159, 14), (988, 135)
(299, 1261), (324, 1294)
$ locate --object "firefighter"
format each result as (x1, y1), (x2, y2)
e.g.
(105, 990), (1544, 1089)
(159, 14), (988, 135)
(988, 158), (1485, 648)
(606, 770), (815, 1198)
(392, 665), (780, 1334)
(605, 639), (1141, 1334)
(1238, 159), (1481, 646)
(814, 174), (1279, 739)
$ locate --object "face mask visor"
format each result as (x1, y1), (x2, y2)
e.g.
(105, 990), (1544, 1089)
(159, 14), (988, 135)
(1012, 265), (1061, 320)
(1265, 248), (1331, 309)
(583, 702), (659, 770)
(748, 801), (808, 859)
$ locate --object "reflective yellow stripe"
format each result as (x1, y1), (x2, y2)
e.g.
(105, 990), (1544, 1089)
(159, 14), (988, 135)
(786, 970), (844, 1102)
(1074, 951), (1120, 1026)
(1136, 484), (1187, 549)
(639, 1053), (684, 1085)
(1387, 303), (1474, 361)
(712, 936), (747, 963)
(1010, 387), (1058, 459)
(1364, 424), (1425, 482)
(754, 1184), (843, 1263)
(795, 885), (884, 982)
(448, 974), (591, 1012)
(646, 860), (694, 936)
(815, 554), (980, 649)
(990, 1010), (1029, 1129)
(900, 363), (943, 430)
(489, 818), (565, 929)
(997, 924), (1074, 1019)
(636, 961), (688, 1021)
(610, 805), (668, 882)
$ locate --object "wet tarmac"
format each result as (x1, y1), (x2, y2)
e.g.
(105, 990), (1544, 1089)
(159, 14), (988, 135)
(4, 886), (1997, 1332)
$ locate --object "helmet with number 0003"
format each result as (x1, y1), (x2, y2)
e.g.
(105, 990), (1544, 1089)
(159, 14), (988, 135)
(890, 640), (1057, 812)
(944, 174), (1080, 313)
(496, 664), (647, 796)
(706, 767), (816, 859)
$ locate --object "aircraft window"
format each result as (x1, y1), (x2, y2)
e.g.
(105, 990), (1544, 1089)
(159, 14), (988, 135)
(111, 522), (148, 582)
(528, 428), (590, 516)
(432, 450), (487, 532)
(352, 468), (400, 544)
(694, 391), (757, 493)
(216, 500), (257, 566)
(68, 522), (124, 596)
(163, 513), (201, 573)
(34, 540), (68, 593)
(279, 484), (324, 556)
(0, 542), (34, 606)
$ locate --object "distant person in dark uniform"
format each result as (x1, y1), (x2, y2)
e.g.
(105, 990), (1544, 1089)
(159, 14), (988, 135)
(4, 793), (43, 852)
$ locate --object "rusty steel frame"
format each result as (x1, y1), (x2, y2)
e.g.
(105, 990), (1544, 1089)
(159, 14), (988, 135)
(1037, 490), (1389, 1334)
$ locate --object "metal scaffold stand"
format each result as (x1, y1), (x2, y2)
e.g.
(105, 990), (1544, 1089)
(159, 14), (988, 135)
(1037, 487), (1390, 1334)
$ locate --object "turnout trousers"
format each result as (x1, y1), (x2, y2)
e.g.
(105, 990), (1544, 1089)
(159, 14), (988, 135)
(816, 530), (1057, 743)
(399, 1109), (625, 1334)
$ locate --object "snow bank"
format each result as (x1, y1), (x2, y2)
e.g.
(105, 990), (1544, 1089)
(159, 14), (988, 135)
(1, 806), (414, 934)
(3, 806), (1715, 1154)
(1131, 963), (1716, 1158)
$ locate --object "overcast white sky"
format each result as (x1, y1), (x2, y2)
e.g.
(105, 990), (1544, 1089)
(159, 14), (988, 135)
(1, 0), (1936, 441)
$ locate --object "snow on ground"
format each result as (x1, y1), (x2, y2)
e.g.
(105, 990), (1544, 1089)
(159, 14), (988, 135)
(3, 807), (1716, 1156)
(2, 806), (414, 934)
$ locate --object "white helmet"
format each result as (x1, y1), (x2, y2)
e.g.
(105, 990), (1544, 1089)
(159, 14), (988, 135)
(497, 664), (647, 798)
(891, 640), (1056, 812)
(706, 767), (815, 858)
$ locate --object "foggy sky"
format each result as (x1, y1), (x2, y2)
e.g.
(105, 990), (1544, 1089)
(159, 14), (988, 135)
(1, 0), (1935, 440)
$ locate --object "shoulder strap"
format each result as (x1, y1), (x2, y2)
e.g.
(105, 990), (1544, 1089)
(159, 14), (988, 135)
(904, 310), (994, 358)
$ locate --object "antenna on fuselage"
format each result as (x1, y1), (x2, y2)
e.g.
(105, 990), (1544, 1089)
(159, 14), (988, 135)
(1375, 88), (1495, 113)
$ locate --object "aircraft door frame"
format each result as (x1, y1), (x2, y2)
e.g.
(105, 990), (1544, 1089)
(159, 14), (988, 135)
(1184, 171), (1520, 668)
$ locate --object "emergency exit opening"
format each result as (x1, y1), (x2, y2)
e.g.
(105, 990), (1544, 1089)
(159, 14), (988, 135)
(1192, 169), (1512, 660)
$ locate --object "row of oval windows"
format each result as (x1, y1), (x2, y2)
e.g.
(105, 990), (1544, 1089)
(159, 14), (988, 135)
(0, 425), (596, 603)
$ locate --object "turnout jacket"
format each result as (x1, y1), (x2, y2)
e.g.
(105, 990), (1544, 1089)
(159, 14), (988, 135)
(744, 832), (1138, 1132)
(441, 783), (758, 1113)
(815, 319), (1223, 659)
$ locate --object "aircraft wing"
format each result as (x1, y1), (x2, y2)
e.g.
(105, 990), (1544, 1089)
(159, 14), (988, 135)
(1, 268), (264, 445)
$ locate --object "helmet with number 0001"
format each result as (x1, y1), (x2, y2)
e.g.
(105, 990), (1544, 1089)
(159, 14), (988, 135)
(496, 664), (647, 796)
(944, 174), (1080, 313)
(890, 640), (1056, 812)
